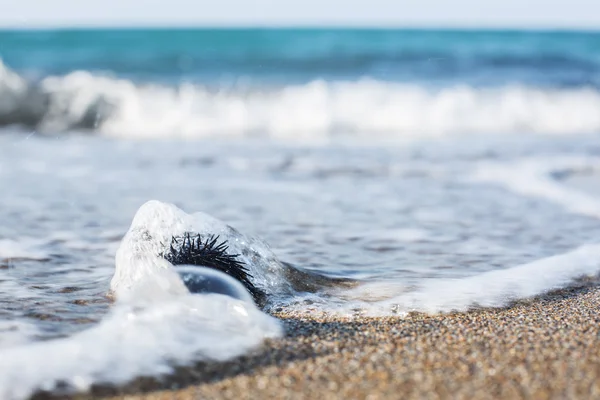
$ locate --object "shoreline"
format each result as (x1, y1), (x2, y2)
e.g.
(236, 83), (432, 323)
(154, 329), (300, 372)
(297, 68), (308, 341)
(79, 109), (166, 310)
(37, 282), (600, 400)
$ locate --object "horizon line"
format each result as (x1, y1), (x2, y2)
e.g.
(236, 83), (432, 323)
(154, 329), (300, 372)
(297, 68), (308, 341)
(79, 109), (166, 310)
(0, 22), (599, 32)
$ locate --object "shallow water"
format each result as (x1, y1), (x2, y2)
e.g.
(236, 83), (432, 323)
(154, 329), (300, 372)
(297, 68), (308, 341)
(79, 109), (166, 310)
(1, 132), (600, 338)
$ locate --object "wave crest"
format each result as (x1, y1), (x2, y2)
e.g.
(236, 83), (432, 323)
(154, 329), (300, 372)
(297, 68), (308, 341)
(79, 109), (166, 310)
(2, 61), (600, 138)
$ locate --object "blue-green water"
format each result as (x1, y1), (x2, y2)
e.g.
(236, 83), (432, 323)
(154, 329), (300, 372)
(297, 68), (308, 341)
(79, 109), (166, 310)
(2, 29), (600, 86)
(1, 28), (599, 137)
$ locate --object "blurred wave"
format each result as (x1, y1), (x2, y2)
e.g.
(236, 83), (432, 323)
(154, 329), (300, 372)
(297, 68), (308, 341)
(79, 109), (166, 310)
(1, 61), (600, 138)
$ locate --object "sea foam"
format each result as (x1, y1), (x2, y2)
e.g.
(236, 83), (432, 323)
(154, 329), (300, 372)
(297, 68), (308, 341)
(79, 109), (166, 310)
(277, 241), (600, 317)
(365, 242), (600, 315)
(470, 157), (600, 219)
(2, 60), (600, 138)
(0, 201), (283, 400)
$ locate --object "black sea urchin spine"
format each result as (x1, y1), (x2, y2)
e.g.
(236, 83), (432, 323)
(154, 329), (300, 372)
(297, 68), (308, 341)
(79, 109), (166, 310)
(161, 233), (264, 303)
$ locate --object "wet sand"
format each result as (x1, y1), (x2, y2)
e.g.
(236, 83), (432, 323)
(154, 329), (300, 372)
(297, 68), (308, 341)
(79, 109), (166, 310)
(38, 283), (600, 400)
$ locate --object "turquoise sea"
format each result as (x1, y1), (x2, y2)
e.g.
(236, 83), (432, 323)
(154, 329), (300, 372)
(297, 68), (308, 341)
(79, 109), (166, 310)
(1, 28), (599, 136)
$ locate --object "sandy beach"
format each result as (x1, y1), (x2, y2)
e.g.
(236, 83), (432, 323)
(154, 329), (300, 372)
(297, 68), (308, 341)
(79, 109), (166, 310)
(35, 281), (599, 400)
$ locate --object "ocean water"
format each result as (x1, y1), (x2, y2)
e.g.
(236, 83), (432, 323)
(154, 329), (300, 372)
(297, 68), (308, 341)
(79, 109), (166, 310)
(1, 28), (600, 399)
(2, 28), (600, 137)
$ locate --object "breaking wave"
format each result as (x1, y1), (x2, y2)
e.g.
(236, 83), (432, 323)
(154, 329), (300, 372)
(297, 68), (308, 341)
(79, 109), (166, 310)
(2, 60), (600, 138)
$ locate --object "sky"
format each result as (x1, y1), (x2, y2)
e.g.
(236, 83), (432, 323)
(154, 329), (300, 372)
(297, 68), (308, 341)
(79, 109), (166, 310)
(0, 0), (599, 29)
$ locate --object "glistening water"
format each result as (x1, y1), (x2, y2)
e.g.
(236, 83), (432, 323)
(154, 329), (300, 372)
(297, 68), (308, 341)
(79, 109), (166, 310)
(2, 132), (600, 332)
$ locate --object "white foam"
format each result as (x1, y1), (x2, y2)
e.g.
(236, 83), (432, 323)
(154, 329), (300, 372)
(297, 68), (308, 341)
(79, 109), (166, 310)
(297, 242), (600, 316)
(382, 242), (600, 314)
(50, 80), (600, 138)
(0, 60), (29, 118)
(470, 157), (600, 219)
(3, 60), (600, 138)
(0, 274), (282, 400)
(0, 201), (283, 400)
(0, 238), (50, 261)
(0, 321), (41, 349)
